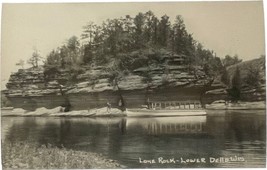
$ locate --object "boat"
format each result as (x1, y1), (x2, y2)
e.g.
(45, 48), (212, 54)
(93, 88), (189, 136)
(126, 100), (206, 117)
(126, 108), (206, 117)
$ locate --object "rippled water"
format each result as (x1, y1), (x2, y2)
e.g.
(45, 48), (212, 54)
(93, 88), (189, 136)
(1, 110), (266, 168)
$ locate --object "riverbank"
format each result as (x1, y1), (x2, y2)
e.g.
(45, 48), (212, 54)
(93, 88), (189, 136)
(206, 101), (265, 110)
(1, 106), (126, 117)
(1, 101), (265, 117)
(2, 142), (123, 169)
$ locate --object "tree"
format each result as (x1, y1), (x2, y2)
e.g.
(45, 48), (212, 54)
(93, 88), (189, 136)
(221, 66), (230, 86)
(67, 36), (80, 52)
(81, 22), (101, 64)
(222, 54), (242, 67)
(66, 36), (81, 65)
(44, 35), (82, 71)
(82, 44), (94, 64)
(15, 59), (25, 69)
(106, 61), (126, 111)
(27, 49), (42, 68)
(143, 11), (155, 43)
(158, 15), (170, 47)
(244, 63), (261, 90)
(81, 21), (97, 44)
(121, 15), (135, 51)
(46, 49), (61, 66)
(172, 15), (186, 54)
(44, 49), (61, 83)
(228, 66), (242, 102)
(231, 66), (241, 89)
(195, 48), (223, 107)
(151, 15), (159, 45)
(133, 13), (146, 49)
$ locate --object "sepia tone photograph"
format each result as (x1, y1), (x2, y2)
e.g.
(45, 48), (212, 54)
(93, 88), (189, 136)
(1, 1), (266, 169)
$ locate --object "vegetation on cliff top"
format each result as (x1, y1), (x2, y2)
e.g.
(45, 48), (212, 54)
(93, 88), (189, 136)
(42, 11), (224, 83)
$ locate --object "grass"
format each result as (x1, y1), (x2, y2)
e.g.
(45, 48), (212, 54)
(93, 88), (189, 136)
(2, 142), (122, 169)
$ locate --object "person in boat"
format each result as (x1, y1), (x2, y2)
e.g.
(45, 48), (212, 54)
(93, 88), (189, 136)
(107, 101), (111, 113)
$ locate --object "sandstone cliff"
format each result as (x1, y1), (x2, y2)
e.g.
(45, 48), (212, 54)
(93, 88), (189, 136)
(3, 56), (265, 110)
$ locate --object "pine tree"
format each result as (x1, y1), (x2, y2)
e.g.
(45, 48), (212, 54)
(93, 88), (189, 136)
(228, 67), (242, 102)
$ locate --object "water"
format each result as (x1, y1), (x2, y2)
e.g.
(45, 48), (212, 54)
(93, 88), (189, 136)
(1, 110), (266, 168)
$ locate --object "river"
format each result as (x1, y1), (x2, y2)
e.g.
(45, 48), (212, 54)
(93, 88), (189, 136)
(1, 110), (266, 168)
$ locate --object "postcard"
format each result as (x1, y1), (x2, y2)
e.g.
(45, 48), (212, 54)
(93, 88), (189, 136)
(1, 1), (266, 169)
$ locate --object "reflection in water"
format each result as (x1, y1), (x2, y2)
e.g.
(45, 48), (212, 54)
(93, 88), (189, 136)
(1, 110), (266, 168)
(126, 116), (206, 135)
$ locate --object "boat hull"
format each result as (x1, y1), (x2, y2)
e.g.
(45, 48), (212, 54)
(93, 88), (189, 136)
(126, 109), (206, 117)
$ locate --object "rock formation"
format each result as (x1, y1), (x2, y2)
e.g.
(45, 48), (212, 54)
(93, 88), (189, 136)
(3, 55), (265, 111)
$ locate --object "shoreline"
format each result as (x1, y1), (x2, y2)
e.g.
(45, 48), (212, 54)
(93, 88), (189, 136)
(1, 101), (265, 117)
(205, 101), (265, 110)
(1, 107), (127, 117)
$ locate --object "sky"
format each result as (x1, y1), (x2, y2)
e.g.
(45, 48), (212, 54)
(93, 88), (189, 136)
(1, 1), (265, 89)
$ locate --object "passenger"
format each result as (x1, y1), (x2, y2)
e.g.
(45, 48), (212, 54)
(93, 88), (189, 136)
(107, 102), (111, 113)
(118, 99), (122, 107)
(118, 98), (126, 111)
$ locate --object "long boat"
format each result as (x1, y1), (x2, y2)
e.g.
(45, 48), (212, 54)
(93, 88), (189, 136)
(126, 100), (206, 117)
(126, 108), (206, 117)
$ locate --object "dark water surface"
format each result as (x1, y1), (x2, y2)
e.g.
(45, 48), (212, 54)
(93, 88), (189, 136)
(2, 110), (266, 168)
